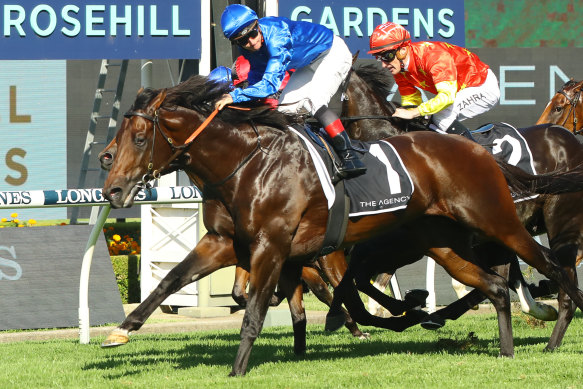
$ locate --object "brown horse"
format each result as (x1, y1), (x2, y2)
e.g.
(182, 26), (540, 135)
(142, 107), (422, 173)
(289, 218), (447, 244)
(335, 65), (583, 351)
(536, 79), (583, 134)
(98, 134), (371, 340)
(100, 75), (583, 375)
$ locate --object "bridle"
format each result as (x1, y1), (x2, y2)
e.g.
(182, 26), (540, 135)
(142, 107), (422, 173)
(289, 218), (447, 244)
(123, 106), (262, 192)
(557, 82), (583, 135)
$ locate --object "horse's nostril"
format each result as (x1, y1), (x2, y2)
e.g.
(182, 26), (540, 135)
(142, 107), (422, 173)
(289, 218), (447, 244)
(103, 152), (113, 161)
(108, 187), (122, 199)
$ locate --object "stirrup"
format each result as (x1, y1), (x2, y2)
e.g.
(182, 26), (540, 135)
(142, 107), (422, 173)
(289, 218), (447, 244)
(338, 158), (366, 178)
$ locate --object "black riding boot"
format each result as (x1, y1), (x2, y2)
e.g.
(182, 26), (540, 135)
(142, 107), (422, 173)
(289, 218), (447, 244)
(445, 119), (476, 142)
(315, 106), (366, 178)
(331, 131), (367, 178)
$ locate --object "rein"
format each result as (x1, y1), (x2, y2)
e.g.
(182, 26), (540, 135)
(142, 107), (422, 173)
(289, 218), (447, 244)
(557, 83), (583, 134)
(124, 105), (262, 190)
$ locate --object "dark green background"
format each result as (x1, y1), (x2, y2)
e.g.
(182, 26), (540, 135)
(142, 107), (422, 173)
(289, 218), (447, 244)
(466, 0), (582, 48)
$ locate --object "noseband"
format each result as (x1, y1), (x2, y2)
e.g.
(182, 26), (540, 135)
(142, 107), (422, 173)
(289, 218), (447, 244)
(557, 82), (583, 135)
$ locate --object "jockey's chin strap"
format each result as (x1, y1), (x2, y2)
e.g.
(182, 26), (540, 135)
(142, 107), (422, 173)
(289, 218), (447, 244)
(124, 107), (220, 190)
(558, 84), (583, 135)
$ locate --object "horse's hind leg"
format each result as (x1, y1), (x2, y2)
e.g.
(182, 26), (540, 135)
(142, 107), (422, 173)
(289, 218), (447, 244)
(232, 265), (250, 307)
(498, 229), (583, 312)
(545, 244), (579, 350)
(278, 263), (307, 354)
(427, 247), (514, 357)
(509, 257), (558, 321)
(102, 233), (237, 347)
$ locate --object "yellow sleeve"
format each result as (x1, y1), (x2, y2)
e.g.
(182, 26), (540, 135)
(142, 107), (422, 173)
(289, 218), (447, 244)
(417, 80), (458, 116)
(400, 91), (423, 107)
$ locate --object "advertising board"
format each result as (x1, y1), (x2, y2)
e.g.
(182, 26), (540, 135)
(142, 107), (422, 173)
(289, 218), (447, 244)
(0, 1), (201, 59)
(0, 61), (67, 220)
(0, 226), (124, 330)
(279, 0), (465, 56)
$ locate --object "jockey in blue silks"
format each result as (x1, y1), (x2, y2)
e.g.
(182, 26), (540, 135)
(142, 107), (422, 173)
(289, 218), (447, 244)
(215, 4), (365, 178)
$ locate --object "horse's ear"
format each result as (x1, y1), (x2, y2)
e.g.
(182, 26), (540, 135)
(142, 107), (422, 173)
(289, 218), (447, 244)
(136, 87), (144, 95)
(352, 51), (360, 65)
(150, 88), (167, 110)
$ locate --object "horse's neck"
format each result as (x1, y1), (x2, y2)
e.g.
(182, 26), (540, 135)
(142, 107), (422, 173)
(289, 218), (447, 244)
(343, 77), (406, 141)
(164, 109), (257, 191)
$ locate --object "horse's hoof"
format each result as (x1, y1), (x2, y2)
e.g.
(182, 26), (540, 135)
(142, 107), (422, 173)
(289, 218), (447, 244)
(352, 331), (371, 340)
(101, 329), (130, 348)
(404, 289), (429, 308)
(325, 313), (346, 332)
(523, 302), (558, 321)
(420, 315), (445, 330)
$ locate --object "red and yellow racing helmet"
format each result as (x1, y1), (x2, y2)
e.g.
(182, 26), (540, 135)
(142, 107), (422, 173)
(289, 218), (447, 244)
(368, 22), (411, 55)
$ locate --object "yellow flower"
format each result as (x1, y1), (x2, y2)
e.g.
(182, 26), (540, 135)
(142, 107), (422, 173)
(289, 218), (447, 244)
(0, 226), (4, 228)
(18, 224), (24, 227)
(10, 213), (18, 218)
(13, 219), (20, 224)
(112, 234), (121, 242)
(1, 218), (6, 222)
(28, 219), (37, 225)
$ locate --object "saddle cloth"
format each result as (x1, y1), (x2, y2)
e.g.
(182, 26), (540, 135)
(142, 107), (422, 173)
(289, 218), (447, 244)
(471, 122), (537, 202)
(290, 126), (414, 217)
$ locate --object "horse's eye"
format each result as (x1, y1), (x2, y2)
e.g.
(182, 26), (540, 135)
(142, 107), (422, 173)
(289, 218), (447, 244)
(135, 135), (146, 147)
(554, 106), (563, 113)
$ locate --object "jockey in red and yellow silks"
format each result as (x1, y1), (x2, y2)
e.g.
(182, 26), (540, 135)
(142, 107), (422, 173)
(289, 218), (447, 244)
(369, 22), (500, 139)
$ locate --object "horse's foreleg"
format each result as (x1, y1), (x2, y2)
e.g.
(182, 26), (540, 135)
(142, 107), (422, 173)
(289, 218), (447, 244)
(230, 238), (289, 376)
(301, 265), (368, 338)
(102, 234), (237, 347)
(278, 263), (307, 354)
(330, 264), (428, 331)
(313, 252), (368, 338)
(367, 273), (391, 315)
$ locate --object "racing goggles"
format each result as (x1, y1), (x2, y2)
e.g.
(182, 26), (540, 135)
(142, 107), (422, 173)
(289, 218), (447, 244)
(375, 49), (398, 63)
(232, 23), (260, 46)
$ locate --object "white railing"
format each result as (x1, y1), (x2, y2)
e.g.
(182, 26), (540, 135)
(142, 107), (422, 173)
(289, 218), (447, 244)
(0, 186), (202, 344)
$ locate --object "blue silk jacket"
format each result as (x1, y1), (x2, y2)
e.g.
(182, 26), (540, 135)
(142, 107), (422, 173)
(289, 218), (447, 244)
(229, 17), (333, 103)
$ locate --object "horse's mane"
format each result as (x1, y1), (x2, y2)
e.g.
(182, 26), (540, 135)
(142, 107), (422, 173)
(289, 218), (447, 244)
(131, 75), (296, 130)
(352, 63), (430, 132)
(354, 64), (396, 104)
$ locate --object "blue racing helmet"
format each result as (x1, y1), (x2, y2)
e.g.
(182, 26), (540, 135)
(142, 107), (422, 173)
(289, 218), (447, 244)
(221, 4), (258, 40)
(208, 66), (233, 87)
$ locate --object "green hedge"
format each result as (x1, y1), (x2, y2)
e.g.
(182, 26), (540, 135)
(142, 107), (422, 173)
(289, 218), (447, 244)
(111, 255), (141, 304)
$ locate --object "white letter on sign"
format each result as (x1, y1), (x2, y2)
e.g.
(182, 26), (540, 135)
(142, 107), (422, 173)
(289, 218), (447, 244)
(4, 5), (26, 36)
(31, 5), (57, 37)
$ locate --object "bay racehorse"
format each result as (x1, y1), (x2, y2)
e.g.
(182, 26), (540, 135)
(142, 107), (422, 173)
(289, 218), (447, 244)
(536, 79), (583, 135)
(335, 65), (583, 351)
(100, 75), (583, 375)
(98, 139), (370, 339)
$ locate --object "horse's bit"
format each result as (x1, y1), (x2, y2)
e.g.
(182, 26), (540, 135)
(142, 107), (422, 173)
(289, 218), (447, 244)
(557, 82), (583, 135)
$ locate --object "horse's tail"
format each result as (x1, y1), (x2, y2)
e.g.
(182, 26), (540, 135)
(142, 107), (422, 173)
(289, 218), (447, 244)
(496, 158), (583, 195)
